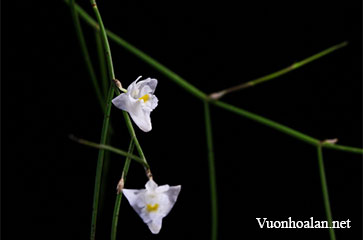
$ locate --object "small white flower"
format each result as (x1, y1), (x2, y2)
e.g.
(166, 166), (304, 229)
(122, 179), (181, 234)
(112, 76), (158, 132)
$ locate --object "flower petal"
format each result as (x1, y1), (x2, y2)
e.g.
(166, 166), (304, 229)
(155, 184), (170, 193)
(122, 189), (145, 216)
(147, 217), (162, 234)
(145, 179), (158, 191)
(127, 76), (143, 92)
(137, 78), (158, 96)
(128, 104), (152, 132)
(164, 185), (181, 215)
(111, 93), (131, 112)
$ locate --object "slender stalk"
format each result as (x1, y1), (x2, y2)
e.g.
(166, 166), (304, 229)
(90, 0), (115, 81)
(122, 111), (148, 165)
(213, 100), (319, 145)
(90, 85), (114, 240)
(321, 142), (363, 154)
(111, 140), (135, 240)
(95, 30), (109, 98)
(69, 0), (104, 111)
(204, 102), (218, 240)
(68, 1), (363, 155)
(210, 42), (348, 99)
(98, 135), (112, 220)
(70, 135), (149, 168)
(211, 100), (363, 154)
(316, 145), (336, 240)
(87, 2), (117, 239)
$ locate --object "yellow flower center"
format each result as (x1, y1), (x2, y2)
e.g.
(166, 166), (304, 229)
(138, 94), (150, 103)
(146, 203), (159, 212)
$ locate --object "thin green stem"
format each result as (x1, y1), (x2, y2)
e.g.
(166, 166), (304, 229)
(111, 140), (135, 240)
(69, 0), (104, 111)
(204, 102), (218, 240)
(87, 2), (117, 239)
(95, 30), (109, 98)
(122, 111), (148, 165)
(321, 142), (363, 154)
(70, 135), (148, 168)
(317, 145), (336, 240)
(98, 135), (112, 220)
(69, 1), (363, 155)
(212, 100), (319, 145)
(210, 42), (348, 99)
(211, 100), (363, 154)
(90, 0), (115, 81)
(90, 85), (114, 240)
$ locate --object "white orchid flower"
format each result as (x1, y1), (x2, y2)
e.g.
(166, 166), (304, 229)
(122, 179), (181, 234)
(112, 76), (158, 132)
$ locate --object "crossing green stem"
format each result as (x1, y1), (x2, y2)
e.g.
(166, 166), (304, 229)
(210, 42), (348, 99)
(317, 145), (336, 240)
(204, 102), (218, 240)
(70, 135), (148, 168)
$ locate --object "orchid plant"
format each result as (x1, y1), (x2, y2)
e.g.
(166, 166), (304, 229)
(67, 1), (363, 240)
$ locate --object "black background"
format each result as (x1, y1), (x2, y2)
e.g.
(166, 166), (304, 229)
(2, 1), (362, 239)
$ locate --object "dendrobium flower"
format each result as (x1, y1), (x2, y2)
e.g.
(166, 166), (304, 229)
(112, 76), (158, 132)
(122, 179), (181, 234)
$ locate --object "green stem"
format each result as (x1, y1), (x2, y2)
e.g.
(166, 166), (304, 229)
(317, 145), (336, 240)
(122, 111), (148, 165)
(95, 30), (109, 98)
(212, 100), (319, 145)
(90, 85), (114, 240)
(69, 1), (363, 155)
(111, 140), (135, 240)
(204, 102), (218, 240)
(98, 135), (112, 221)
(321, 142), (363, 154)
(210, 42), (348, 99)
(70, 135), (149, 168)
(69, 0), (104, 111)
(90, 0), (115, 81)
(212, 100), (363, 154)
(87, 2), (117, 239)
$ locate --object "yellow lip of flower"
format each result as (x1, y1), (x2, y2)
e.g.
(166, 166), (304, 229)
(146, 203), (159, 212)
(138, 94), (150, 103)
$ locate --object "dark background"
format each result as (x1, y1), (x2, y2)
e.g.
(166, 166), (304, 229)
(2, 1), (362, 239)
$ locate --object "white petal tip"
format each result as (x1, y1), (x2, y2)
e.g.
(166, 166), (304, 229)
(148, 221), (162, 234)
